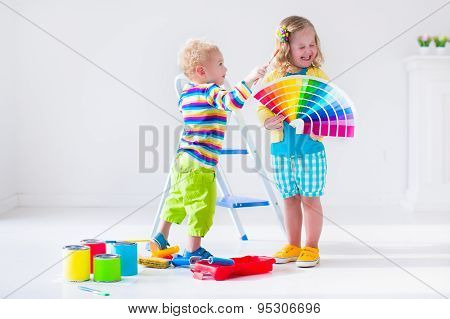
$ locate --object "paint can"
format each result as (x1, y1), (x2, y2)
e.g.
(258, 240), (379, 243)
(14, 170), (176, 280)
(93, 254), (121, 283)
(62, 245), (90, 282)
(112, 242), (138, 276)
(80, 239), (107, 273)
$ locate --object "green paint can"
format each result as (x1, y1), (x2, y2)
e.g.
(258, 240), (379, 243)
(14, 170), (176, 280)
(93, 254), (121, 283)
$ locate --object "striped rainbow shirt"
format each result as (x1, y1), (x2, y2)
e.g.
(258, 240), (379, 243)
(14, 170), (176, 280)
(178, 81), (252, 167)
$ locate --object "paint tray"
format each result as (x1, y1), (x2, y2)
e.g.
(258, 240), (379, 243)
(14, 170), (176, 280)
(191, 256), (275, 281)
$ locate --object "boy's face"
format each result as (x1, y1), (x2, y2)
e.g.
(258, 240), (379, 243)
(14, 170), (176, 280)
(203, 49), (227, 86)
(289, 26), (318, 69)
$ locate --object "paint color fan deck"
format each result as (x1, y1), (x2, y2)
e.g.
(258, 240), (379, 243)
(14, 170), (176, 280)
(253, 75), (355, 138)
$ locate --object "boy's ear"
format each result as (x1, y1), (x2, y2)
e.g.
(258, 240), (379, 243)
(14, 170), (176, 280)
(195, 65), (206, 76)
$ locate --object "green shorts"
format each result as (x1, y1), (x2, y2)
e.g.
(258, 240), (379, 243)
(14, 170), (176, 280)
(161, 152), (217, 237)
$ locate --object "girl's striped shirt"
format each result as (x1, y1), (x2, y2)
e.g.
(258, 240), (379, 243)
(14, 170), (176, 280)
(178, 81), (252, 167)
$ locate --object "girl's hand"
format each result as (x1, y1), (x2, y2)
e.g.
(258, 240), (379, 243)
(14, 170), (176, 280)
(310, 133), (321, 141)
(264, 114), (284, 130)
(244, 65), (268, 87)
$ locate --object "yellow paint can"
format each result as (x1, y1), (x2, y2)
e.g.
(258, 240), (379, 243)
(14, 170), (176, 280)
(63, 245), (90, 282)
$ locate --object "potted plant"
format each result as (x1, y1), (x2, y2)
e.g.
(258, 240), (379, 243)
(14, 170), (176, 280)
(417, 34), (432, 55)
(433, 35), (448, 55)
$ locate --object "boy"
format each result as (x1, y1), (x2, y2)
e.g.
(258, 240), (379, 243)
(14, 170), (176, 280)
(150, 39), (266, 259)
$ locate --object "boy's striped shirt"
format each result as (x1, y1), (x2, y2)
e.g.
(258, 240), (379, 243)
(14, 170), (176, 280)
(178, 81), (252, 167)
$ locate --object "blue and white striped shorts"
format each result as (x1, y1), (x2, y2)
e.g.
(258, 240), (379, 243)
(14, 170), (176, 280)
(271, 151), (327, 198)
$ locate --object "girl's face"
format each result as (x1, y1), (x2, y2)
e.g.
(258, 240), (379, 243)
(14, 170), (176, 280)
(288, 26), (318, 69)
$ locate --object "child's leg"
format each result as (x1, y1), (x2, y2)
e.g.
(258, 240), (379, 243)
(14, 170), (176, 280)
(156, 220), (172, 241)
(295, 150), (326, 249)
(153, 186), (186, 250)
(186, 235), (201, 252)
(273, 195), (303, 263)
(271, 155), (303, 263)
(184, 165), (216, 255)
(283, 194), (303, 247)
(150, 220), (174, 252)
(301, 196), (323, 248)
(151, 154), (187, 251)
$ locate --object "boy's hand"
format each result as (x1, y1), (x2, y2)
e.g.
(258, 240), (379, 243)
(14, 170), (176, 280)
(310, 133), (322, 141)
(264, 114), (284, 130)
(244, 65), (268, 87)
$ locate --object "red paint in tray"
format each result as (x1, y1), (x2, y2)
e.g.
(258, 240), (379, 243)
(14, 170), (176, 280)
(191, 256), (275, 281)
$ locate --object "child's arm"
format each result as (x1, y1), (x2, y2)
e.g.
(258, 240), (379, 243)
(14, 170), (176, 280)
(257, 105), (281, 129)
(205, 82), (252, 112)
(206, 65), (267, 111)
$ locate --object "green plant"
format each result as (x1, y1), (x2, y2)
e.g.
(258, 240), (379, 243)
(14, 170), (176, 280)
(417, 34), (432, 47)
(433, 35), (448, 47)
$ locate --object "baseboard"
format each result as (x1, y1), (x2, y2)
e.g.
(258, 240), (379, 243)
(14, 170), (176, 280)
(322, 192), (404, 208)
(0, 194), (18, 214)
(18, 193), (158, 208)
(401, 199), (450, 212)
(16, 192), (404, 209)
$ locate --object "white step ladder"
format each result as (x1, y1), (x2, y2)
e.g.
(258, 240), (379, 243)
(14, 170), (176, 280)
(150, 74), (285, 240)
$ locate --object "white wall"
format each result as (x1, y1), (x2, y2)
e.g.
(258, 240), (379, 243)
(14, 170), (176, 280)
(5, 0), (450, 210)
(0, 7), (18, 213)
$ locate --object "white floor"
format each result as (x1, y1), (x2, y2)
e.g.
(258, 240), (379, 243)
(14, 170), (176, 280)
(0, 206), (449, 299)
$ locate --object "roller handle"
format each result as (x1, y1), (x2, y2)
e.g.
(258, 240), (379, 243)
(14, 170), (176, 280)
(191, 269), (213, 280)
(207, 257), (234, 266)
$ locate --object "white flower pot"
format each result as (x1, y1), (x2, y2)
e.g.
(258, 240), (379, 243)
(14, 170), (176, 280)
(435, 47), (447, 55)
(419, 46), (431, 55)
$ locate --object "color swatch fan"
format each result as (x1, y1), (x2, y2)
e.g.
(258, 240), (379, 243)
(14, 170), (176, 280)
(253, 75), (355, 138)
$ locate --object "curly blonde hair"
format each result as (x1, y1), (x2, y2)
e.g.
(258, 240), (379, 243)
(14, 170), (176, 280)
(273, 16), (324, 75)
(178, 39), (219, 79)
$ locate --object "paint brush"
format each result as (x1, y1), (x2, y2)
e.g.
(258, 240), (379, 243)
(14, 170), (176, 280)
(253, 48), (279, 86)
(78, 286), (110, 296)
(267, 48), (280, 65)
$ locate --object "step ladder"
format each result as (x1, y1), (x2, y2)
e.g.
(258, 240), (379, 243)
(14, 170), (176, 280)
(150, 74), (285, 240)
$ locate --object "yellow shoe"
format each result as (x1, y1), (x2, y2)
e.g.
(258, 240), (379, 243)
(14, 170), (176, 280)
(273, 244), (302, 264)
(296, 247), (320, 268)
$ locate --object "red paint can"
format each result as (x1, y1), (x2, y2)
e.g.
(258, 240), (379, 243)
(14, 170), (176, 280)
(80, 239), (107, 273)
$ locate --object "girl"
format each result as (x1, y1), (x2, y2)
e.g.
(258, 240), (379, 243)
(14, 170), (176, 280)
(257, 16), (328, 267)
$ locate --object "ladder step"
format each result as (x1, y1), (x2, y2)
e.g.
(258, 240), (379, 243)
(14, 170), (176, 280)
(217, 196), (269, 208)
(220, 149), (248, 155)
